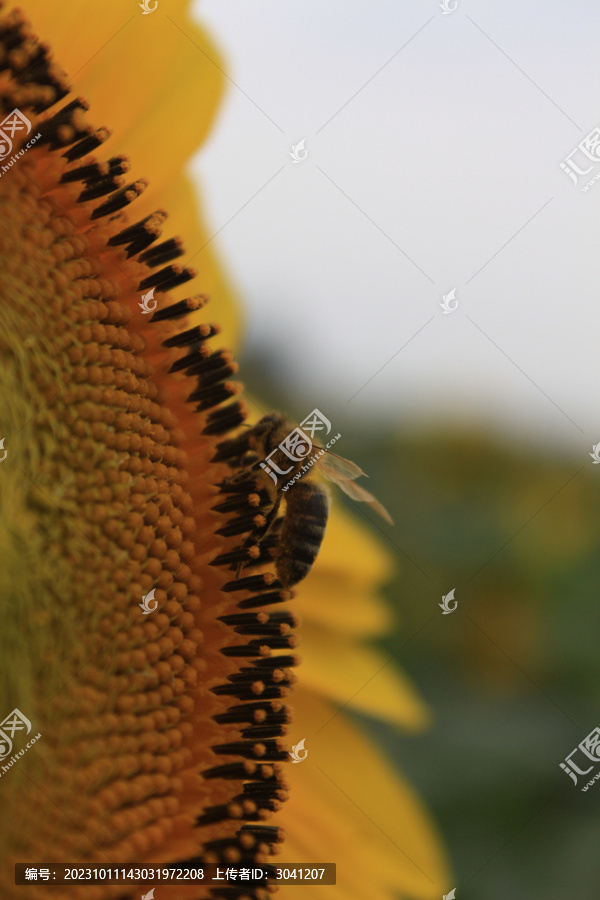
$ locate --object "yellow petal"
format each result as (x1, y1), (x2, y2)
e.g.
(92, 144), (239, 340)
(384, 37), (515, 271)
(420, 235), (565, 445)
(297, 499), (395, 636)
(297, 623), (431, 730)
(12, 0), (223, 191)
(280, 689), (450, 899)
(317, 495), (396, 585)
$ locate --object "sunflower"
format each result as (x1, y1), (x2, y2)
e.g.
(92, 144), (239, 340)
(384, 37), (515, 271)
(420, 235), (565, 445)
(0, 2), (449, 898)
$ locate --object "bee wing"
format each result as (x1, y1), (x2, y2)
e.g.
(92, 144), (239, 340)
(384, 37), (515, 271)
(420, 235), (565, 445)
(318, 450), (366, 482)
(333, 477), (394, 525)
(316, 449), (392, 523)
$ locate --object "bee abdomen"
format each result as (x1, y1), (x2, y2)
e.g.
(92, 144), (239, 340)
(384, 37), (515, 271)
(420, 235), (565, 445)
(276, 482), (330, 587)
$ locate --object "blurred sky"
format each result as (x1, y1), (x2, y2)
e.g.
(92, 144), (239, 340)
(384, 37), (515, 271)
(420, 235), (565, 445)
(192, 0), (600, 451)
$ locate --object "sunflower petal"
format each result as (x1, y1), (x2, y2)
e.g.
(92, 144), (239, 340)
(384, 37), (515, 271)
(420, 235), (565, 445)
(296, 500), (395, 635)
(298, 624), (431, 730)
(281, 690), (450, 899)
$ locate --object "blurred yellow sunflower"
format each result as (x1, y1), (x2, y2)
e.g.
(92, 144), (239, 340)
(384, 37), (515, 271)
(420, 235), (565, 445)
(0, 2), (449, 898)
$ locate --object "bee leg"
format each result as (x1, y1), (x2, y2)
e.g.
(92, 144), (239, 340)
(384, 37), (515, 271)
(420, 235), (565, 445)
(235, 495), (282, 580)
(219, 454), (264, 494)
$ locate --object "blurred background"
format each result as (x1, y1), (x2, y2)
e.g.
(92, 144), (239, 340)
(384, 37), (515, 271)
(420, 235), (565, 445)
(191, 1), (600, 896)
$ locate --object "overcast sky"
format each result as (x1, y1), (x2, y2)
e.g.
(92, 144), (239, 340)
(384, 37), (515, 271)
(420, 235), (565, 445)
(192, 0), (600, 452)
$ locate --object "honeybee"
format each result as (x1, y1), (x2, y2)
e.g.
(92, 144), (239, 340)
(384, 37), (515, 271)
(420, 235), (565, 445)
(215, 413), (392, 588)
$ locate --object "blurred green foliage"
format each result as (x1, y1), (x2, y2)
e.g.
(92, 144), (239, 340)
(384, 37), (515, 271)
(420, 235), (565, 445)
(347, 425), (600, 900)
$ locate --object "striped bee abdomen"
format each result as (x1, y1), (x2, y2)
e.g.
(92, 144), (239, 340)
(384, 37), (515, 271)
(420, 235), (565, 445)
(276, 482), (330, 587)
